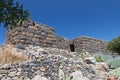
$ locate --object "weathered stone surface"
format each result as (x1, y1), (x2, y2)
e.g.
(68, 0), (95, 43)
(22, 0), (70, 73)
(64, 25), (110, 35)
(84, 77), (89, 80)
(0, 74), (3, 78)
(16, 72), (22, 77)
(32, 75), (48, 80)
(70, 36), (108, 53)
(6, 20), (69, 50)
(40, 66), (45, 72)
(0, 45), (109, 80)
(85, 57), (96, 64)
(95, 62), (109, 72)
(59, 69), (64, 79)
(107, 76), (117, 80)
(8, 72), (16, 77)
(70, 71), (84, 80)
(24, 77), (30, 80)
(1, 77), (7, 80)
(28, 26), (37, 30)
(5, 20), (110, 55)
(0, 70), (8, 74)
(12, 76), (23, 80)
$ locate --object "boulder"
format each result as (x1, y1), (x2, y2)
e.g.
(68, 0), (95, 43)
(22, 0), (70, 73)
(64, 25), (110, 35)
(59, 69), (65, 79)
(32, 75), (48, 80)
(95, 62), (109, 72)
(8, 71), (16, 77)
(84, 77), (89, 80)
(85, 57), (96, 64)
(107, 76), (117, 80)
(70, 71), (84, 80)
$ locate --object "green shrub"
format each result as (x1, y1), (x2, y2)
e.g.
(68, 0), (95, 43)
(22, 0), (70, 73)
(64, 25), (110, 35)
(94, 53), (112, 62)
(107, 57), (120, 69)
(108, 67), (120, 76)
(61, 74), (73, 80)
(107, 36), (120, 54)
(94, 53), (120, 69)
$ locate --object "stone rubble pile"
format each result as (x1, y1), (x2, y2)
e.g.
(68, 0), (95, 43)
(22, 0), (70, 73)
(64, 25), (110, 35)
(0, 45), (108, 80)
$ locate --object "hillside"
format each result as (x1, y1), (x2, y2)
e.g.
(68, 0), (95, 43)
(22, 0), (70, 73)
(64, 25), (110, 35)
(0, 45), (119, 80)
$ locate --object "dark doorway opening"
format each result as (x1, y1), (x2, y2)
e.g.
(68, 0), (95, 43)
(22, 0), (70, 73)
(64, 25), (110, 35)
(70, 43), (75, 52)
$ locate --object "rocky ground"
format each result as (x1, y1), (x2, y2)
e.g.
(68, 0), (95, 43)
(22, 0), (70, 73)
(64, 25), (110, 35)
(0, 45), (118, 80)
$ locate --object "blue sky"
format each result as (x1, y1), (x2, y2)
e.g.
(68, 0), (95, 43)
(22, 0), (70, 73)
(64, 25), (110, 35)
(0, 0), (120, 44)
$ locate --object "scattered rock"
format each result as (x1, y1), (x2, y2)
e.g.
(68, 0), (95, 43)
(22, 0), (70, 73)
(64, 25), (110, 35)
(0, 70), (8, 74)
(32, 75), (48, 80)
(8, 71), (16, 77)
(107, 76), (117, 80)
(40, 66), (45, 72)
(0, 45), (109, 80)
(70, 71), (84, 80)
(59, 69), (65, 79)
(85, 57), (96, 64)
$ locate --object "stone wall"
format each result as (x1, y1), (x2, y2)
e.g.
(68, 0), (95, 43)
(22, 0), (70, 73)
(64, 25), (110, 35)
(5, 21), (109, 53)
(5, 21), (69, 50)
(70, 36), (108, 53)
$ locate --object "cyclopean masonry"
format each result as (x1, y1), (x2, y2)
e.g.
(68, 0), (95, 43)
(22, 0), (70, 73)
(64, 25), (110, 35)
(5, 20), (69, 50)
(5, 20), (108, 54)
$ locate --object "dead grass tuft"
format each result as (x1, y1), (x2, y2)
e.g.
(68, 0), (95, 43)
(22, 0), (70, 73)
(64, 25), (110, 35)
(0, 45), (28, 65)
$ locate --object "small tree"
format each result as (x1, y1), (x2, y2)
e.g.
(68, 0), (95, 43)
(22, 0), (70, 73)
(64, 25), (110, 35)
(107, 36), (120, 54)
(0, 0), (29, 29)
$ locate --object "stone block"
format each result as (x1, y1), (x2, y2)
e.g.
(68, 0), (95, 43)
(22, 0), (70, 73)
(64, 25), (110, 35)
(0, 70), (8, 74)
(26, 32), (33, 37)
(46, 37), (53, 41)
(28, 26), (37, 30)
(34, 35), (41, 38)
(32, 38), (39, 42)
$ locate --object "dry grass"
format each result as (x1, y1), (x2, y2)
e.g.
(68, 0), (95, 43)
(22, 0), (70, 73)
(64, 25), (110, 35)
(0, 45), (28, 65)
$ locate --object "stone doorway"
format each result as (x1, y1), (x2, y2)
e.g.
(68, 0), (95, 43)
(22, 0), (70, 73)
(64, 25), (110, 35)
(70, 43), (75, 52)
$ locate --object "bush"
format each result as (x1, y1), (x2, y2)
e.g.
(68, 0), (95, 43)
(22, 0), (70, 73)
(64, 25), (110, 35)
(61, 74), (73, 80)
(107, 57), (120, 69)
(94, 53), (120, 69)
(94, 53), (112, 62)
(107, 36), (120, 54)
(108, 67), (120, 76)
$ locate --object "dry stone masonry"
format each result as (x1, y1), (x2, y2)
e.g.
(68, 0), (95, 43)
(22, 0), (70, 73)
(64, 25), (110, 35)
(70, 36), (108, 53)
(6, 20), (108, 54)
(6, 21), (69, 50)
(1, 21), (113, 80)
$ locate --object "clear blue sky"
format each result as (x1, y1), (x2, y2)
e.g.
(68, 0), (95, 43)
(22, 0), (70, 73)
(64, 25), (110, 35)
(0, 0), (120, 45)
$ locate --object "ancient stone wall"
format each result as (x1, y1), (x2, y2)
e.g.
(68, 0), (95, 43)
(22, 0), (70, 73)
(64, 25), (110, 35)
(70, 36), (108, 54)
(5, 21), (69, 50)
(5, 21), (109, 53)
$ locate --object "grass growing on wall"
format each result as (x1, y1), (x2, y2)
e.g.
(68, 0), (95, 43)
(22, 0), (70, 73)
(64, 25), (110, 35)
(0, 45), (28, 66)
